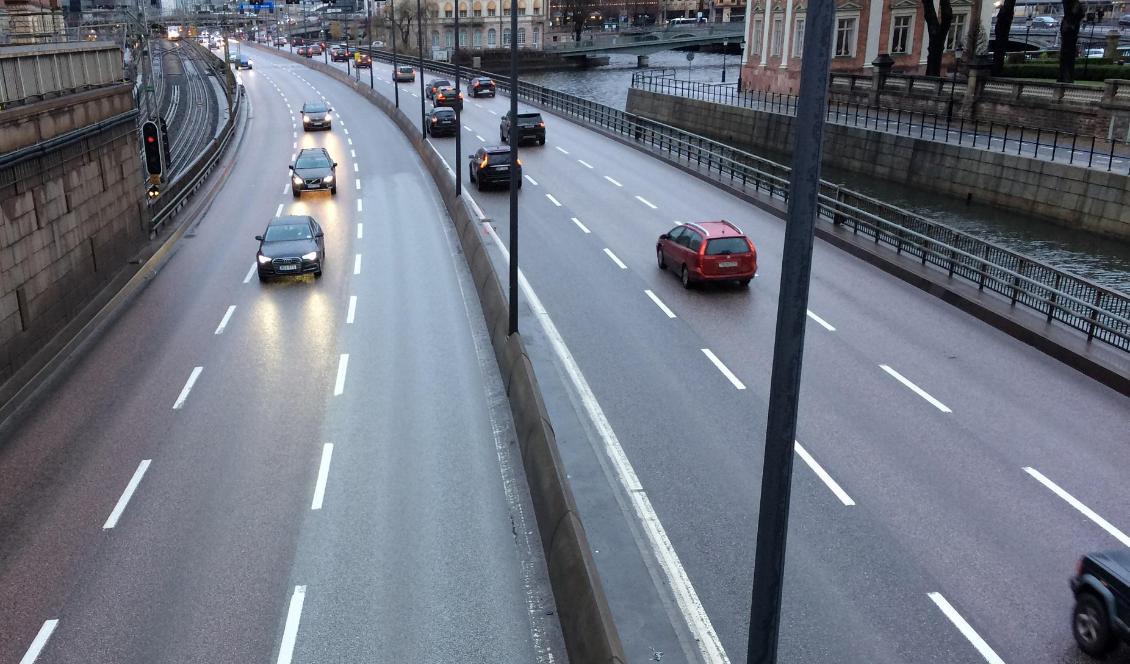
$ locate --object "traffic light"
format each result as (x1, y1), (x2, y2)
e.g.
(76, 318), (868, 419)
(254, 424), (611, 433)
(142, 120), (164, 180)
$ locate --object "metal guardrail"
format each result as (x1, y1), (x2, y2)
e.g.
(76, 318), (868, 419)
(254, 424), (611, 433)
(631, 72), (1130, 174)
(148, 57), (239, 231)
(361, 49), (1130, 353)
(0, 41), (125, 108)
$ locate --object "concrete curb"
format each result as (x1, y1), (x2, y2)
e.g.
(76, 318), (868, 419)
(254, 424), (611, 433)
(251, 45), (627, 663)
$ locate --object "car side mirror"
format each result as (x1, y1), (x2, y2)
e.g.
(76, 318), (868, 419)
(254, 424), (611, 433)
(333, 162), (338, 168)
(255, 235), (264, 241)
(328, 107), (333, 112)
(288, 165), (294, 170)
(315, 231), (324, 238)
(659, 234), (669, 240)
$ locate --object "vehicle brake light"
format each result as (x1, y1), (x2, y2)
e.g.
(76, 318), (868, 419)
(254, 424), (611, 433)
(516, 158), (522, 166)
(746, 238), (756, 254)
(431, 117), (437, 123)
(458, 93), (464, 99)
(1076, 557), (1085, 576)
(437, 94), (445, 101)
(698, 240), (707, 257)
(480, 156), (489, 168)
(537, 122), (545, 128)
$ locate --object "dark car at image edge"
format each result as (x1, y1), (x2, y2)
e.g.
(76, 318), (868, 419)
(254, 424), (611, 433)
(1071, 550), (1130, 658)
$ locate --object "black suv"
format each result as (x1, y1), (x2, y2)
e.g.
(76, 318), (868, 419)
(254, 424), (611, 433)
(432, 85), (463, 111)
(425, 78), (451, 100)
(468, 76), (496, 97)
(500, 112), (545, 145)
(290, 148), (338, 197)
(256, 215), (325, 281)
(1071, 550), (1130, 658)
(469, 146), (522, 190)
(427, 107), (458, 137)
(300, 101), (332, 131)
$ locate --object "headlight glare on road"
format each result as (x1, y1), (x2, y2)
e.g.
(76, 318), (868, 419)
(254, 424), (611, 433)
(302, 251), (318, 260)
(257, 254), (272, 264)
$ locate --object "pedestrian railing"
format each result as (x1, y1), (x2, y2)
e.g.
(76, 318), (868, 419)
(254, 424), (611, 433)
(631, 73), (1130, 174)
(364, 49), (1130, 354)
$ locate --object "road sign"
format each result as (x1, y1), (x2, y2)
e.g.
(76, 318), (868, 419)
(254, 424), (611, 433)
(685, 51), (695, 61)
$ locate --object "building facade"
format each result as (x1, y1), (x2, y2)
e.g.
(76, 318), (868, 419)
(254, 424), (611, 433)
(409, 0), (550, 52)
(740, 0), (993, 94)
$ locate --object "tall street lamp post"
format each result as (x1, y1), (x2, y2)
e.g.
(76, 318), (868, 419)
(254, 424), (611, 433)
(417, 0), (427, 139)
(454, 0), (462, 195)
(946, 43), (963, 123)
(507, 0), (519, 334)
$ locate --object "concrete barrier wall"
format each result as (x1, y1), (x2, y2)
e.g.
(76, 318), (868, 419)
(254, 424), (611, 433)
(626, 88), (1130, 242)
(255, 46), (626, 663)
(0, 84), (146, 387)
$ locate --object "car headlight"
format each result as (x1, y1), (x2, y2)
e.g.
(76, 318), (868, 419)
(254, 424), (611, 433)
(303, 116), (311, 123)
(292, 175), (303, 184)
(258, 254), (272, 264)
(324, 112), (332, 120)
(322, 175), (334, 183)
(302, 251), (318, 260)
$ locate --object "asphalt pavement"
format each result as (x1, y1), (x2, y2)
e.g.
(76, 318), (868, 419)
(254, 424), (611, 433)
(309, 51), (1130, 664)
(0, 49), (565, 663)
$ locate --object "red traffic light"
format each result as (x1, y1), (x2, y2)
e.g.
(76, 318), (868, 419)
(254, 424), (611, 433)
(146, 136), (156, 143)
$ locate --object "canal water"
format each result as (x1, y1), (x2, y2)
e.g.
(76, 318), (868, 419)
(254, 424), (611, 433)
(523, 51), (1130, 293)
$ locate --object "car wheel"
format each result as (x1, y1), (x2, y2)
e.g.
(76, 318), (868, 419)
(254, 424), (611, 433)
(539, 137), (546, 145)
(331, 185), (337, 194)
(475, 175), (483, 191)
(739, 278), (752, 287)
(257, 272), (268, 283)
(1073, 593), (1116, 657)
(500, 129), (506, 142)
(292, 187), (300, 198)
(657, 248), (666, 270)
(681, 265), (692, 289)
(314, 267), (323, 278)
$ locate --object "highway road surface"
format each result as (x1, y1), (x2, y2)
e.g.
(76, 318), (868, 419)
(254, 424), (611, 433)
(306, 48), (1130, 663)
(0, 50), (566, 663)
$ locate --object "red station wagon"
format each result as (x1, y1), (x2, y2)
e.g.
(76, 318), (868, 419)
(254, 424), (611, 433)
(656, 220), (757, 288)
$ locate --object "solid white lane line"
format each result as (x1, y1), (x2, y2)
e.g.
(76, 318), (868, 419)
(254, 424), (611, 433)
(1023, 467), (1130, 547)
(635, 195), (658, 209)
(275, 203), (284, 217)
(355, 180), (360, 190)
(927, 593), (1006, 664)
(464, 124), (473, 130)
(333, 354), (349, 396)
(701, 349), (746, 390)
(604, 176), (622, 187)
(102, 459), (152, 529)
(479, 222), (729, 663)
(357, 223), (363, 239)
(275, 586), (306, 664)
(243, 263), (257, 284)
(603, 248), (627, 270)
(311, 443), (334, 510)
(545, 194), (562, 207)
(476, 134), (485, 142)
(806, 310), (836, 331)
(794, 441), (854, 506)
(578, 159), (593, 169)
(571, 217), (591, 233)
(487, 108), (496, 114)
(356, 199), (363, 212)
(879, 364), (951, 413)
(19, 619), (59, 664)
(214, 305), (236, 335)
(524, 174), (539, 186)
(172, 366), (203, 410)
(353, 254), (362, 275)
(644, 290), (676, 318)
(281, 182), (288, 195)
(346, 296), (357, 324)
(353, 163), (358, 172)
(411, 92), (418, 97)
(555, 146), (569, 154)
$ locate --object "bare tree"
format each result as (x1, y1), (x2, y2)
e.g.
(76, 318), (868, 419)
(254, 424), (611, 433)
(992, 0), (1016, 74)
(392, 0), (415, 47)
(559, 0), (596, 40)
(1058, 0), (1085, 82)
(921, 0), (954, 76)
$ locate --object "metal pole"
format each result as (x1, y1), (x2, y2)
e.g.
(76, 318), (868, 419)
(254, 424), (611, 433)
(746, 0), (835, 658)
(393, 15), (400, 107)
(368, 0), (374, 88)
(418, 0), (426, 139)
(455, 0), (462, 195)
(507, 0), (519, 336)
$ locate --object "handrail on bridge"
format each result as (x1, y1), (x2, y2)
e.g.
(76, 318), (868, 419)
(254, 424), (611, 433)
(360, 47), (1130, 354)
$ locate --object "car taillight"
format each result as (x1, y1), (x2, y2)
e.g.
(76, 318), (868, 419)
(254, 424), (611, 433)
(746, 239), (756, 254)
(437, 94), (445, 101)
(431, 117), (437, 123)
(537, 122), (545, 128)
(698, 241), (707, 257)
(458, 93), (464, 99)
(1076, 557), (1085, 576)
(480, 156), (489, 168)
(516, 158), (522, 166)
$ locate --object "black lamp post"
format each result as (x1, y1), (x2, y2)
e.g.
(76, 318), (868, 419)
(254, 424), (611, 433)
(946, 43), (963, 123)
(454, 0), (462, 195)
(507, 0), (519, 335)
(722, 38), (728, 82)
(417, 0), (426, 139)
(392, 18), (400, 107)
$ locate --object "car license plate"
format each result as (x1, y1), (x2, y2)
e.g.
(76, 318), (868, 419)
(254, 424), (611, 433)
(278, 264), (298, 271)
(718, 261), (738, 268)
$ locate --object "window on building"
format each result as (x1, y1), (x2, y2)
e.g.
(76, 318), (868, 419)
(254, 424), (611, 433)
(533, 26), (540, 44)
(518, 27), (526, 44)
(770, 15), (784, 57)
(474, 30), (482, 46)
(834, 16), (856, 56)
(503, 27), (511, 45)
(751, 17), (763, 54)
(487, 5), (496, 15)
(945, 12), (966, 50)
(432, 31), (440, 47)
(890, 13), (911, 54)
(488, 27), (496, 45)
(459, 7), (467, 16)
(792, 16), (805, 57)
(459, 29), (467, 45)
(518, 1), (526, 14)
(445, 30), (453, 46)
(445, 7), (453, 17)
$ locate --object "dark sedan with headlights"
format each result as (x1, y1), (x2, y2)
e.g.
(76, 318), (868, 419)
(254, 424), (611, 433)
(256, 215), (325, 281)
(290, 148), (337, 197)
(301, 101), (332, 131)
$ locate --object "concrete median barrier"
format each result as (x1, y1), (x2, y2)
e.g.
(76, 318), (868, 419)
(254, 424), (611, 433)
(248, 43), (627, 663)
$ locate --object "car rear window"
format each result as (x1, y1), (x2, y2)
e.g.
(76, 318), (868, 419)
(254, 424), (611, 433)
(517, 114), (543, 125)
(265, 224), (313, 241)
(705, 237), (750, 255)
(434, 108), (455, 117)
(295, 154), (330, 168)
(398, 66), (413, 72)
(484, 151), (511, 165)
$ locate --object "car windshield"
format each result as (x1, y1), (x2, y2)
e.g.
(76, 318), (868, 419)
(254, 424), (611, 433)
(264, 223), (313, 241)
(705, 237), (749, 255)
(304, 103), (327, 113)
(295, 154), (330, 169)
